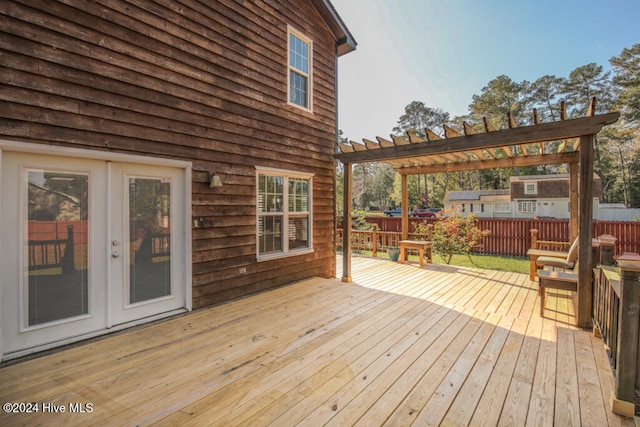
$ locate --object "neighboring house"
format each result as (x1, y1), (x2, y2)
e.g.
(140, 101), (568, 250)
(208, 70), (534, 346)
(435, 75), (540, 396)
(444, 189), (511, 218)
(0, 0), (356, 360)
(444, 174), (603, 219)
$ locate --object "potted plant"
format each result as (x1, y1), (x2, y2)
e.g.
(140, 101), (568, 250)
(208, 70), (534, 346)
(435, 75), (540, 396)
(386, 239), (400, 261)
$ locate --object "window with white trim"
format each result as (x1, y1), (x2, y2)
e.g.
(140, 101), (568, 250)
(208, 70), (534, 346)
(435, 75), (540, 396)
(494, 202), (511, 213)
(288, 27), (312, 110)
(518, 200), (537, 213)
(257, 168), (313, 259)
(524, 182), (537, 195)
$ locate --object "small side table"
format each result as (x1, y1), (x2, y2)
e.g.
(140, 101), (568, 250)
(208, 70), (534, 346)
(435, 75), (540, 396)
(399, 240), (433, 267)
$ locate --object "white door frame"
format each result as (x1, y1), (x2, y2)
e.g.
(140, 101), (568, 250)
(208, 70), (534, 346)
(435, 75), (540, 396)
(0, 139), (193, 361)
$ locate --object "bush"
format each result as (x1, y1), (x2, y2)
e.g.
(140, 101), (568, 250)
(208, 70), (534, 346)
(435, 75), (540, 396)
(432, 208), (490, 264)
(352, 210), (379, 231)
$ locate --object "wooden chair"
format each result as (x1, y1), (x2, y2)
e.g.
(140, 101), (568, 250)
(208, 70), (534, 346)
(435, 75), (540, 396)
(526, 229), (573, 281)
(536, 237), (579, 318)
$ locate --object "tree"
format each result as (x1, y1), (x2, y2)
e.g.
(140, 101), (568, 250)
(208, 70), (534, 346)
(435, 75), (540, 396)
(393, 101), (450, 135)
(467, 75), (532, 183)
(468, 75), (530, 128)
(528, 75), (565, 122)
(335, 130), (347, 215)
(610, 43), (640, 123)
(561, 63), (614, 116)
(429, 209), (489, 264)
(370, 164), (395, 209)
(393, 101), (451, 207)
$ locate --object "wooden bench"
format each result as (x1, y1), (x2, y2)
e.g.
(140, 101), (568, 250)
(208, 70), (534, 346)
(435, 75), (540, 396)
(538, 270), (578, 318)
(399, 240), (432, 267)
(526, 248), (568, 281)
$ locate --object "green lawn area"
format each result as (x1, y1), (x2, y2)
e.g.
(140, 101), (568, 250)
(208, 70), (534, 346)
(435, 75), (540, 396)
(343, 250), (529, 275)
(428, 253), (529, 274)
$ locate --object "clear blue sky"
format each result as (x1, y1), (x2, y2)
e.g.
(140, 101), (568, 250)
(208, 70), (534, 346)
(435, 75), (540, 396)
(331, 0), (640, 142)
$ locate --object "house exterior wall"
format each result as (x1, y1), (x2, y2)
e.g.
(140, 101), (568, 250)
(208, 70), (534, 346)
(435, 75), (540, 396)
(510, 177), (602, 200)
(0, 0), (343, 308)
(445, 198), (599, 219)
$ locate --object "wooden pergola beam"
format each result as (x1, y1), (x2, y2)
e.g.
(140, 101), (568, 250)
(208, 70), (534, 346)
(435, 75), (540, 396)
(394, 152), (579, 175)
(334, 112), (619, 164)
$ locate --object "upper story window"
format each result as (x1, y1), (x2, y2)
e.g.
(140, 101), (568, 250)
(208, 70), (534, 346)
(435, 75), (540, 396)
(288, 27), (312, 111)
(524, 182), (538, 195)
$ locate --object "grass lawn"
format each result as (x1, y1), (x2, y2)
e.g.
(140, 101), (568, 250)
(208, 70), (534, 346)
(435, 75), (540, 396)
(343, 250), (529, 275)
(428, 253), (529, 274)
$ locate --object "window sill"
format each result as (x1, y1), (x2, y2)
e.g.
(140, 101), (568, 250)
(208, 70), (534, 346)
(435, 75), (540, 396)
(258, 247), (314, 262)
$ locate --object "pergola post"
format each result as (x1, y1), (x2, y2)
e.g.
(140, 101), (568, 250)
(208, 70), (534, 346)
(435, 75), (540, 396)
(401, 174), (409, 240)
(577, 135), (594, 327)
(569, 161), (579, 241)
(342, 162), (352, 282)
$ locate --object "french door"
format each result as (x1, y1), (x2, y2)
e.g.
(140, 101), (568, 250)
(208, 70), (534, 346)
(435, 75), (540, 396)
(1, 150), (188, 358)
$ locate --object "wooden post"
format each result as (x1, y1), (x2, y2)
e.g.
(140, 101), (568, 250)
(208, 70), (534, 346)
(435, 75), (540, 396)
(530, 229), (538, 249)
(569, 161), (579, 241)
(577, 135), (594, 328)
(372, 229), (377, 257)
(342, 162), (352, 282)
(401, 174), (408, 240)
(598, 234), (617, 266)
(613, 259), (640, 415)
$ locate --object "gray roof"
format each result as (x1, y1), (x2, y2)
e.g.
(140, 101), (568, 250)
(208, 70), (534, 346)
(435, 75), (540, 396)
(447, 189), (509, 201)
(311, 0), (357, 56)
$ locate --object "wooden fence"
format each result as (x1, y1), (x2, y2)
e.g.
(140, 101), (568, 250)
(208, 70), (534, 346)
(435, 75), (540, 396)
(338, 217), (640, 257)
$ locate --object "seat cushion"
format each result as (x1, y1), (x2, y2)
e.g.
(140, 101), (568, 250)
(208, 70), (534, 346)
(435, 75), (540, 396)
(536, 256), (571, 269)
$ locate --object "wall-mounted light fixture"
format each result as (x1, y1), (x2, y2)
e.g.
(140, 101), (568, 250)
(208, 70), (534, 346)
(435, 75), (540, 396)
(209, 172), (223, 188)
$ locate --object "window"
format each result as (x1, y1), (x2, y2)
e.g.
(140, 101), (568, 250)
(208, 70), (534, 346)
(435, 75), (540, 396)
(257, 167), (313, 259)
(288, 27), (312, 110)
(524, 182), (537, 195)
(494, 202), (511, 213)
(518, 200), (537, 213)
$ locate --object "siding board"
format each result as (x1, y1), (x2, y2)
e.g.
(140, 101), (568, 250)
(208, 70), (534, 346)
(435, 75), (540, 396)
(1, 0), (343, 309)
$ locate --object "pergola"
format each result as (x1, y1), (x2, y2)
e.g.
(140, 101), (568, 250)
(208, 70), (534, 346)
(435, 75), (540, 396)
(335, 99), (619, 327)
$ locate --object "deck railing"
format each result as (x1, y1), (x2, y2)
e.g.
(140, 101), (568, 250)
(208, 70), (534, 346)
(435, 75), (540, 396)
(593, 257), (640, 416)
(338, 217), (640, 257)
(336, 229), (430, 257)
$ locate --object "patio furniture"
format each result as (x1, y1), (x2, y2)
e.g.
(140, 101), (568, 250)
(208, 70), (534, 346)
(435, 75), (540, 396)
(399, 240), (432, 267)
(526, 248), (569, 281)
(537, 237), (580, 319)
(538, 270), (578, 318)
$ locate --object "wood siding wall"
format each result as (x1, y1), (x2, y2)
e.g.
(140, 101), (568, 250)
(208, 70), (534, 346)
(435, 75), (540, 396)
(1, 0), (340, 307)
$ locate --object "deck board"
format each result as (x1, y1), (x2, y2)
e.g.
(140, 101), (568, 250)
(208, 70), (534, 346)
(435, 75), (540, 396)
(0, 255), (634, 426)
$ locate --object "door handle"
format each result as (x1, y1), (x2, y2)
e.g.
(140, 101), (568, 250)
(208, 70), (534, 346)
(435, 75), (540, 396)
(112, 250), (120, 258)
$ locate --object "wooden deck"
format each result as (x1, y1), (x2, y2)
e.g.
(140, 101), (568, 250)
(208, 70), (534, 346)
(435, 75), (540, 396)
(0, 255), (634, 426)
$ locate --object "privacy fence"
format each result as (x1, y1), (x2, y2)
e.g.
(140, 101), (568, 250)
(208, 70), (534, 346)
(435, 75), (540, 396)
(337, 217), (640, 257)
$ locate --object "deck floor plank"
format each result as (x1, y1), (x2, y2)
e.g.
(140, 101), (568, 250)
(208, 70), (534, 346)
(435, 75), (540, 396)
(555, 326), (581, 425)
(0, 255), (634, 427)
(526, 319), (558, 426)
(497, 309), (543, 425)
(575, 329), (611, 426)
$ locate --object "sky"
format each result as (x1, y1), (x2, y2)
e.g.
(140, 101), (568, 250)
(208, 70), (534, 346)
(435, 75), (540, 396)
(331, 0), (640, 142)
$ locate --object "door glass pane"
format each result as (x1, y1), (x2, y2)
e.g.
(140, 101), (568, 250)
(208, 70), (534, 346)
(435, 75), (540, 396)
(129, 177), (171, 303)
(27, 170), (89, 326)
